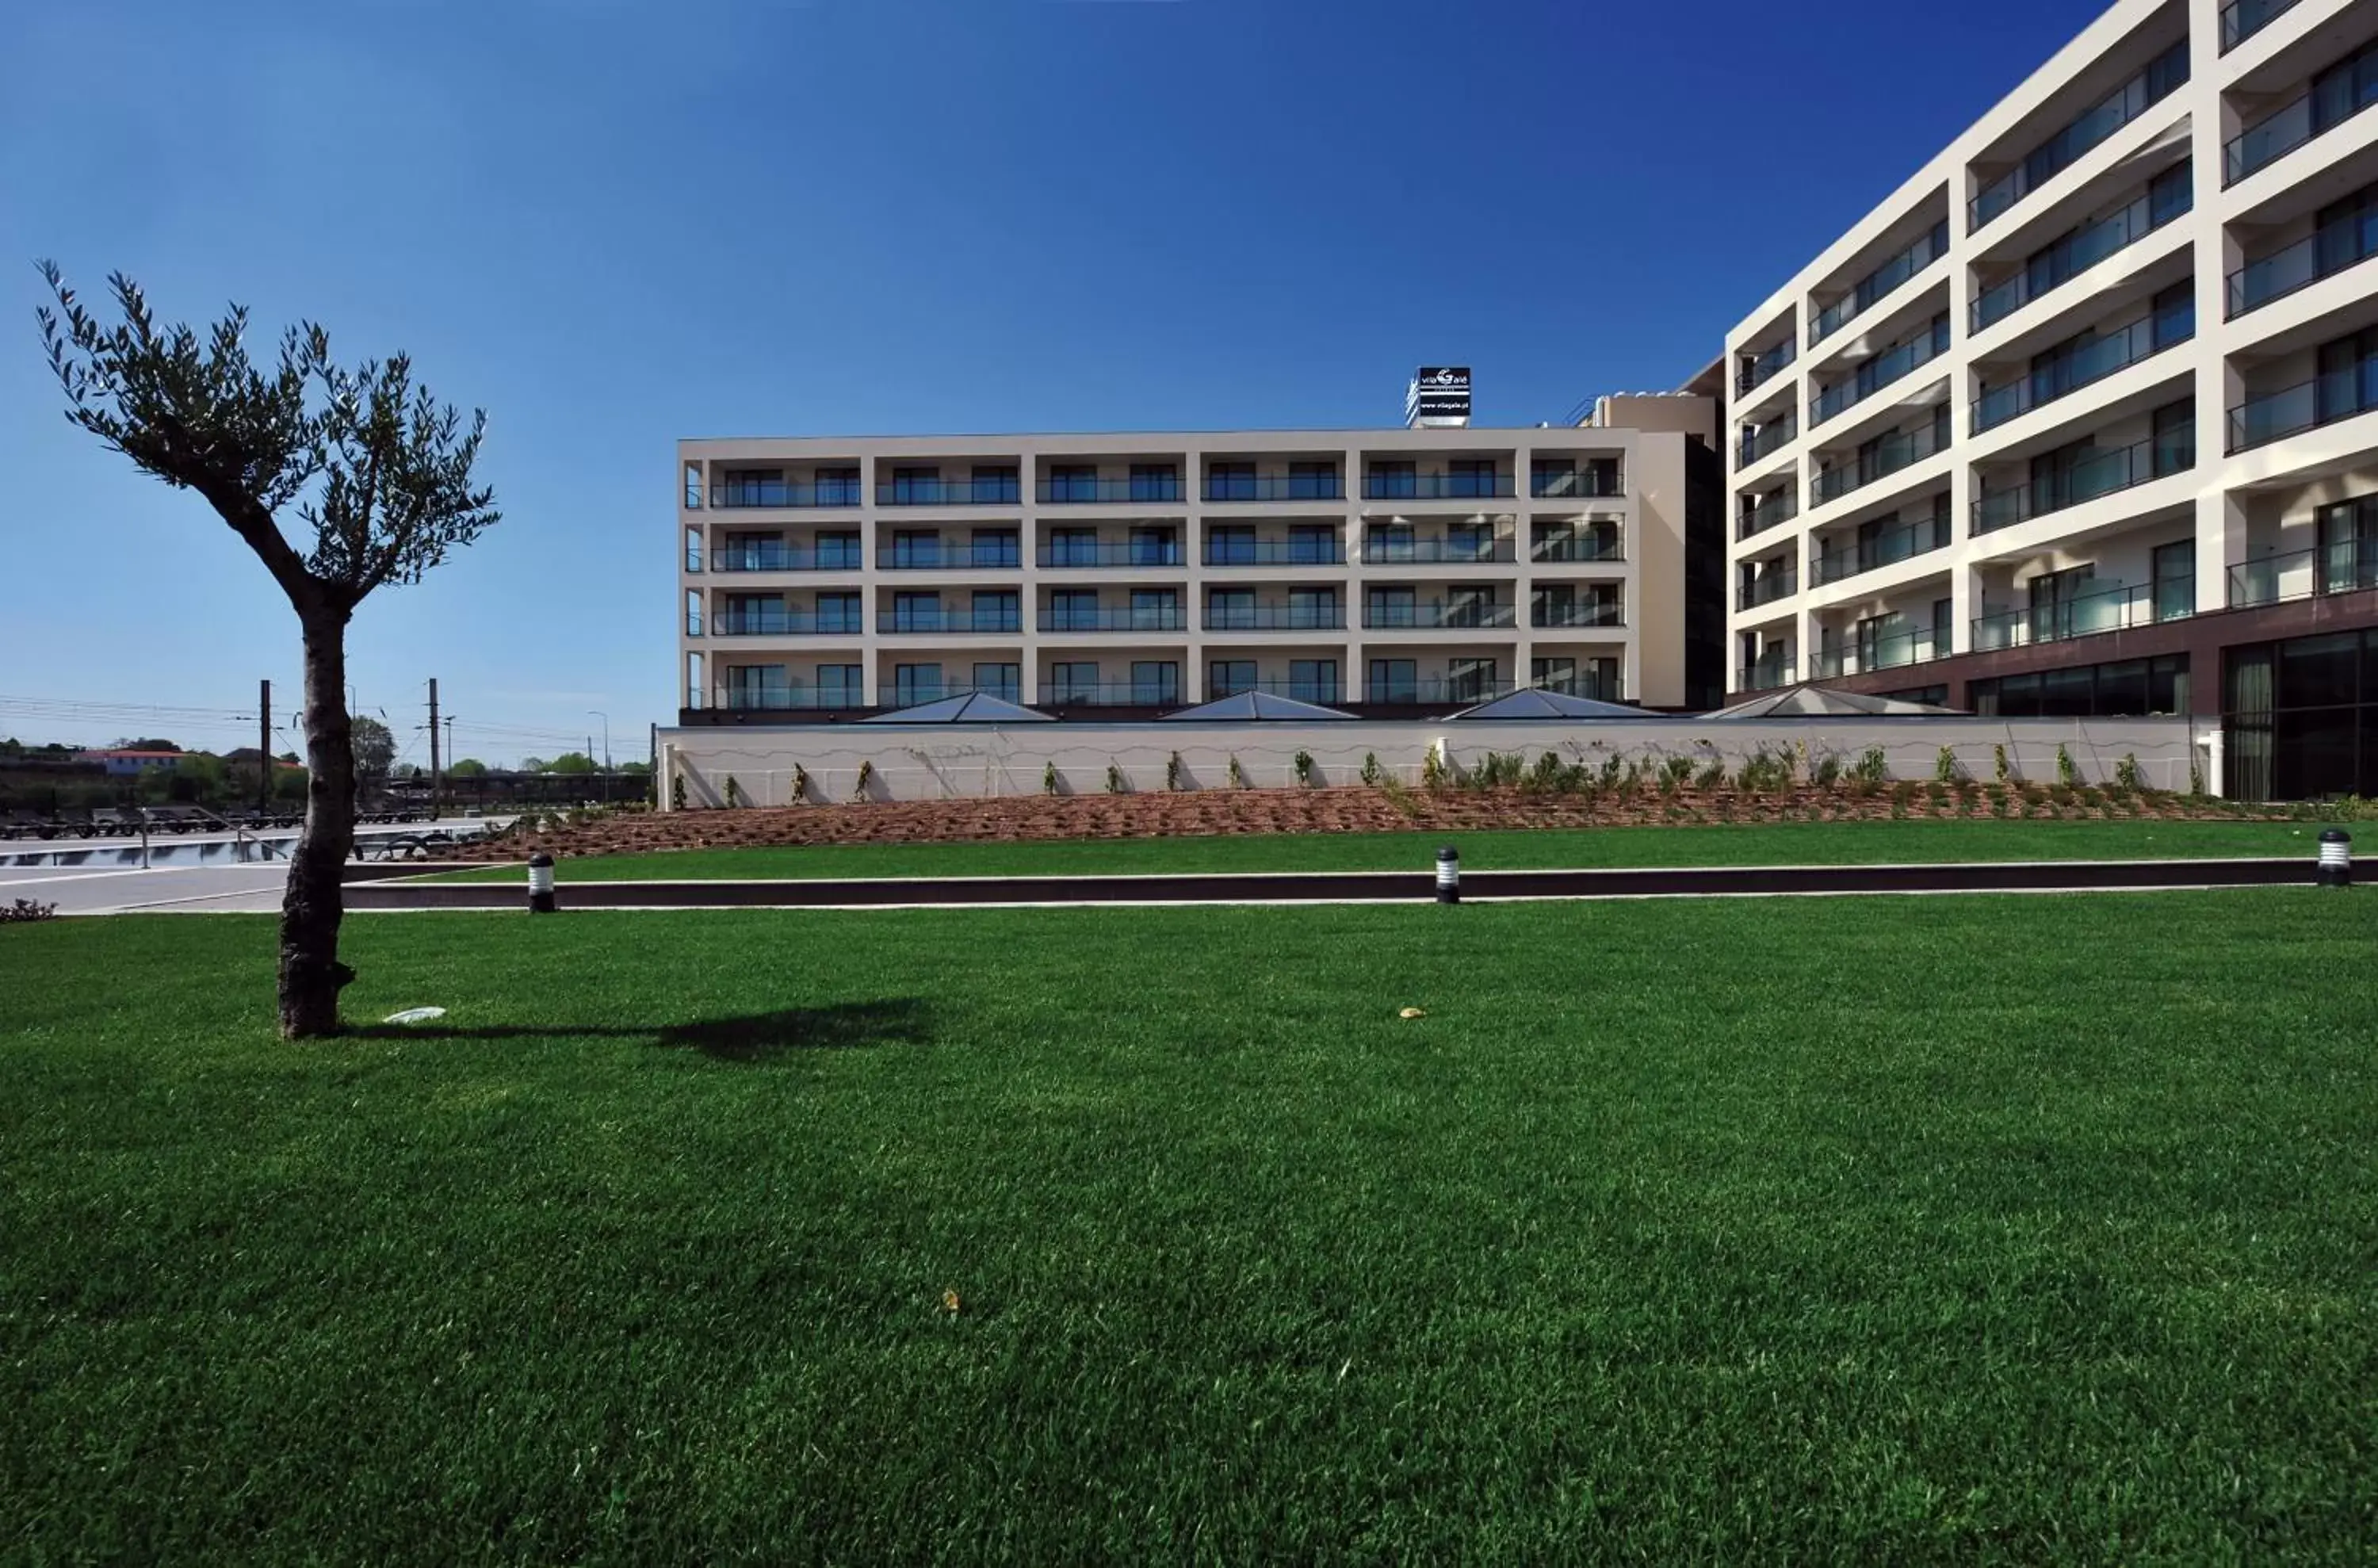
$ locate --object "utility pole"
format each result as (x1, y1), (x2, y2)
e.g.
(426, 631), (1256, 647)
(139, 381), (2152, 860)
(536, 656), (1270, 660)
(427, 678), (441, 820)
(258, 679), (271, 816)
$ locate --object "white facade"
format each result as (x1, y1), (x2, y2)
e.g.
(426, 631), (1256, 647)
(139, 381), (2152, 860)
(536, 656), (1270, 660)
(678, 403), (1716, 721)
(1723, 0), (2378, 702)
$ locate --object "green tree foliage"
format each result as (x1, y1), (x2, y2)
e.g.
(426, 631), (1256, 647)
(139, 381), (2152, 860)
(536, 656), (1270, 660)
(445, 758), (489, 777)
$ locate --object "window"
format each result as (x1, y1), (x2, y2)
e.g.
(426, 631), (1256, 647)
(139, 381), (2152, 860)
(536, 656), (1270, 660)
(1532, 460), (1577, 498)
(1130, 464), (1180, 503)
(1447, 657), (1498, 702)
(1048, 589), (1099, 630)
(890, 467), (938, 503)
(685, 527), (703, 572)
(1206, 524), (1255, 565)
(893, 664), (944, 706)
(724, 664), (783, 708)
(1368, 659), (1417, 702)
(1973, 653), (2189, 717)
(1209, 660), (1256, 698)
(1130, 661), (1180, 705)
(1289, 660), (1340, 703)
(892, 592), (943, 633)
(893, 530), (942, 568)
(1290, 524), (1339, 564)
(686, 589), (703, 637)
(1366, 522), (1415, 562)
(1129, 526), (1179, 567)
(818, 665), (863, 706)
(1047, 526), (1098, 568)
(1368, 460), (1416, 499)
(1046, 463), (1098, 503)
(1207, 590), (1255, 629)
(1445, 520), (1492, 560)
(816, 591), (862, 633)
(817, 530), (862, 570)
(971, 590), (1019, 633)
(685, 464), (703, 510)
(2028, 564), (2097, 642)
(1129, 588), (1179, 629)
(1933, 597), (1954, 655)
(2316, 325), (2378, 424)
(2153, 540), (2196, 622)
(2316, 494), (2378, 593)
(972, 528), (1019, 569)
(971, 465), (1020, 503)
(1288, 461), (1338, 500)
(1367, 587), (1416, 627)
(971, 663), (1020, 701)
(1533, 656), (1576, 693)
(1287, 587), (1338, 629)
(1447, 458), (1498, 498)
(1206, 461), (1256, 501)
(815, 466), (861, 507)
(1049, 662), (1101, 703)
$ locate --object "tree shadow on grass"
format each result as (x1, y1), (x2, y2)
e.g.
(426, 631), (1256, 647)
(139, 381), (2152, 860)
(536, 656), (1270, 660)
(346, 998), (935, 1063)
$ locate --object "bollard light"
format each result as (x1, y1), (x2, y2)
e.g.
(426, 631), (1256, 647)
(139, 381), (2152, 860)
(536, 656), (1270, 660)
(1436, 844), (1460, 905)
(2316, 828), (2352, 889)
(528, 851), (558, 913)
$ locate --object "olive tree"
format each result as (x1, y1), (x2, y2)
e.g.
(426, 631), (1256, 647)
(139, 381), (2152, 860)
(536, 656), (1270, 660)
(37, 265), (499, 1036)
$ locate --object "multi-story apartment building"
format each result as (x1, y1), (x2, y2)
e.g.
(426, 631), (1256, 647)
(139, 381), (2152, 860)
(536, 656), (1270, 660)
(678, 398), (1722, 723)
(1722, 0), (2378, 797)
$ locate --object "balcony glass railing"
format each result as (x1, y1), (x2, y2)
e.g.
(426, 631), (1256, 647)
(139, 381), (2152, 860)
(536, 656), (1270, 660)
(1971, 40), (2189, 227)
(2228, 203), (2378, 316)
(1736, 658), (1796, 693)
(1810, 220), (1952, 346)
(1971, 577), (2193, 651)
(1531, 602), (1627, 629)
(1034, 541), (1184, 568)
(1738, 338), (1795, 395)
(1036, 606), (1187, 633)
(2227, 537), (2377, 605)
(875, 542), (1023, 570)
(1810, 418), (1948, 506)
(1530, 533), (1625, 564)
(708, 480), (862, 509)
(711, 543), (866, 572)
(710, 609), (864, 637)
(1360, 601), (1516, 629)
(1812, 625), (1947, 679)
(1971, 180), (2190, 332)
(1038, 682), (1185, 708)
(1528, 469), (1625, 498)
(1205, 678), (1350, 705)
(1811, 512), (1954, 586)
(2223, 0), (2302, 52)
(1973, 426), (2193, 534)
(713, 687), (868, 713)
(1201, 474), (1344, 502)
(1358, 536), (1517, 564)
(878, 608), (1024, 635)
(1810, 317), (1949, 426)
(1361, 472), (1517, 500)
(1201, 606), (1346, 631)
(1363, 678), (1516, 705)
(1971, 304), (2192, 434)
(1738, 488), (1799, 541)
(1739, 415), (1797, 467)
(2227, 44), (2378, 183)
(1035, 477), (1183, 504)
(875, 477), (1022, 506)
(1737, 566), (1798, 612)
(2227, 358), (2378, 451)
(1202, 538), (1347, 566)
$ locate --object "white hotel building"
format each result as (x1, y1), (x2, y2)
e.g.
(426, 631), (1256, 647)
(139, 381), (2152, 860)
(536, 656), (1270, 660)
(676, 396), (1725, 724)
(1722, 0), (2378, 797)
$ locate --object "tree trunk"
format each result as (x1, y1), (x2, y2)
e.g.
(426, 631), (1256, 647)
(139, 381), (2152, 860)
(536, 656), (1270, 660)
(281, 604), (358, 1038)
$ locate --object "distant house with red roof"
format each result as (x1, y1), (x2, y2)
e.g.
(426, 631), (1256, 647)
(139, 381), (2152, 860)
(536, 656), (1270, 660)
(75, 748), (186, 777)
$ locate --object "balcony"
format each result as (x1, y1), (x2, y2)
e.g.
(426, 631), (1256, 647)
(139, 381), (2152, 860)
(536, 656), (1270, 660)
(1363, 677), (1515, 705)
(1738, 488), (1799, 541)
(708, 480), (862, 509)
(2223, 0), (2303, 52)
(712, 543), (864, 572)
(1202, 474), (1343, 503)
(1036, 476), (1183, 505)
(1035, 541), (1186, 568)
(2228, 537), (2378, 605)
(711, 609), (863, 637)
(1810, 316), (1948, 426)
(1038, 681), (1184, 709)
(2229, 204), (2378, 316)
(879, 608), (1023, 635)
(1530, 531), (1625, 564)
(1528, 468), (1625, 499)
(1738, 564), (1798, 612)
(1971, 577), (2194, 651)
(1037, 606), (1187, 633)
(1973, 426), (2193, 534)
(1531, 602), (1626, 630)
(713, 687), (864, 713)
(1361, 472), (1516, 500)
(1202, 537), (1346, 566)
(1206, 677), (1349, 705)
(1810, 220), (1951, 346)
(2225, 44), (2378, 185)
(1971, 40), (2189, 228)
(1739, 414), (1797, 467)
(1971, 302), (2192, 434)
(2227, 358), (2378, 451)
(1810, 418), (1949, 507)
(1736, 657), (1796, 693)
(875, 477), (1022, 507)
(1361, 600), (1516, 630)
(877, 542), (1023, 570)
(1813, 624), (1947, 679)
(1737, 338), (1795, 396)
(1811, 512), (1954, 586)
(1971, 175), (2190, 333)
(1202, 605), (1347, 632)
(1358, 535), (1517, 564)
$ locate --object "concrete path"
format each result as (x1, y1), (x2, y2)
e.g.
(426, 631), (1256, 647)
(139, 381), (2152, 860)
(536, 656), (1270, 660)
(2, 862), (294, 916)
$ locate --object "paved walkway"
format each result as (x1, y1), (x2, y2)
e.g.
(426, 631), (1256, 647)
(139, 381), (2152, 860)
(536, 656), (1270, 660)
(2, 862), (293, 916)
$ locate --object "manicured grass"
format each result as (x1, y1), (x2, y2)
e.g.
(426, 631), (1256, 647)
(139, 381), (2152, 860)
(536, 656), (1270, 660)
(422, 816), (2330, 882)
(4, 894), (2375, 1561)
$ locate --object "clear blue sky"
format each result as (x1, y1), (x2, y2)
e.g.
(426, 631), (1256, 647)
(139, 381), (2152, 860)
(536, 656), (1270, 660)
(0, 0), (2097, 766)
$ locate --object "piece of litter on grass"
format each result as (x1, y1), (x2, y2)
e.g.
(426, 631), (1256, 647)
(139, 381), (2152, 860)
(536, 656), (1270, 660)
(1398, 1007), (1428, 1019)
(381, 1007), (448, 1026)
(942, 1289), (962, 1315)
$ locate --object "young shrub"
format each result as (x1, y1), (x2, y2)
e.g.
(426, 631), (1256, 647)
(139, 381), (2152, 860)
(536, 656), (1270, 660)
(1042, 760), (1060, 797)
(1598, 752), (1625, 791)
(1660, 755), (1693, 794)
(1934, 745), (1961, 784)
(669, 772), (686, 812)
(2189, 755), (2206, 798)
(1994, 743), (2012, 783)
(1228, 755), (1248, 790)
(1694, 758), (1727, 791)
(792, 763), (812, 804)
(2114, 752), (2143, 792)
(1292, 749), (1315, 788)
(1527, 750), (1565, 794)
(2, 897), (59, 924)
(1167, 751), (1185, 792)
(1360, 751), (1382, 788)
(1421, 746), (1447, 791)
(851, 759), (874, 802)
(1854, 745), (1890, 789)
(724, 774), (744, 809)
(1106, 763), (1127, 794)
(2056, 744), (2079, 789)
(1811, 750), (1843, 790)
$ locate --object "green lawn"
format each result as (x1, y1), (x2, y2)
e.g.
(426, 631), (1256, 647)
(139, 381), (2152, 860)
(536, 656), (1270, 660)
(5, 896), (2375, 1561)
(424, 816), (2329, 882)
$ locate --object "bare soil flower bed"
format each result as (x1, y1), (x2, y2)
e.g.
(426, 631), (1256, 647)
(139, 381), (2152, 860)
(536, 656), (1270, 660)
(442, 782), (2271, 862)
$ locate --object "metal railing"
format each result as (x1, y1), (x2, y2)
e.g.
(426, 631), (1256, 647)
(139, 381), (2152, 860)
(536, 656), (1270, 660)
(1972, 427), (2192, 534)
(1812, 625), (1947, 679)
(2222, 0), (2302, 51)
(710, 544), (866, 572)
(1037, 682), (1184, 708)
(1363, 678), (1516, 705)
(1971, 577), (2193, 651)
(708, 480), (862, 509)
(2227, 360), (2378, 452)
(709, 610), (864, 637)
(1971, 180), (2190, 332)
(1971, 305), (2191, 434)
(1358, 536), (1517, 564)
(1811, 513), (1953, 586)
(1201, 474), (1344, 502)
(1810, 417), (1948, 506)
(1810, 318), (1949, 426)
(1739, 415), (1796, 467)
(1531, 602), (1626, 629)
(713, 687), (867, 712)
(2229, 204), (2378, 316)
(1034, 541), (1186, 568)
(877, 609), (1024, 635)
(1810, 220), (1951, 346)
(1035, 477), (1183, 504)
(875, 478), (1022, 506)
(1035, 606), (1187, 633)
(1971, 40), (2189, 228)
(1530, 533), (1625, 564)
(1738, 565), (1798, 612)
(1361, 472), (1517, 500)
(1738, 488), (1799, 541)
(1738, 338), (1795, 395)
(2227, 537), (2377, 606)
(1202, 538), (1347, 566)
(875, 543), (1023, 570)
(1205, 678), (1347, 704)
(1201, 606), (1346, 631)
(2226, 51), (2378, 185)
(1736, 659), (1796, 693)
(1528, 470), (1625, 499)
(1360, 601), (1516, 629)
